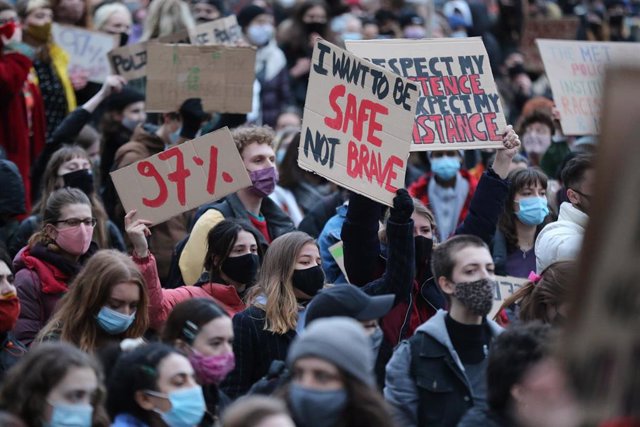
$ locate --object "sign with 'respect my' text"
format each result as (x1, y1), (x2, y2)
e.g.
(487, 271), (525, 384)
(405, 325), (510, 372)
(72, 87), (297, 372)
(110, 127), (252, 225)
(299, 40), (418, 207)
(537, 39), (640, 135)
(347, 38), (507, 151)
(52, 24), (117, 83)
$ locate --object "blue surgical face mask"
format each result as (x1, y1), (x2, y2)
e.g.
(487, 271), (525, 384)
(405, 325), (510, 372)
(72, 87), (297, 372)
(147, 386), (206, 427)
(248, 24), (274, 46)
(45, 402), (93, 427)
(96, 306), (135, 335)
(342, 31), (363, 40)
(169, 127), (182, 144)
(289, 384), (347, 427)
(516, 196), (549, 226)
(430, 156), (461, 180)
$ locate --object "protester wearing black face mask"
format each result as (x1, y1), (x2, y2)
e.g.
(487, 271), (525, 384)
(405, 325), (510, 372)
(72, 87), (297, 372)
(279, 0), (337, 108)
(9, 145), (126, 258)
(125, 218), (264, 330)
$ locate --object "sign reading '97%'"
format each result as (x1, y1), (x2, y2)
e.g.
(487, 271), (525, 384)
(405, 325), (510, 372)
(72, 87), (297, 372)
(110, 127), (252, 225)
(298, 40), (418, 207)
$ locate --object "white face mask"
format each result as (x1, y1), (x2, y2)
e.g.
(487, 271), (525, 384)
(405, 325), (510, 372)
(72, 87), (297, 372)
(248, 24), (274, 46)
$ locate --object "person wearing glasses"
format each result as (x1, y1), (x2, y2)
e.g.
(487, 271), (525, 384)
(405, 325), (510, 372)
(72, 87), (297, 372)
(9, 145), (126, 258)
(13, 187), (97, 346)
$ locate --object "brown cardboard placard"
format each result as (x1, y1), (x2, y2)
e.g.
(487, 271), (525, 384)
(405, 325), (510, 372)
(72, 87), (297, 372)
(562, 66), (640, 421)
(145, 44), (256, 113)
(109, 127), (252, 225)
(298, 39), (418, 207)
(519, 18), (579, 73)
(157, 29), (192, 44)
(108, 41), (149, 81)
(346, 38), (507, 152)
(190, 15), (243, 46)
(488, 275), (528, 320)
(52, 24), (117, 83)
(536, 39), (640, 135)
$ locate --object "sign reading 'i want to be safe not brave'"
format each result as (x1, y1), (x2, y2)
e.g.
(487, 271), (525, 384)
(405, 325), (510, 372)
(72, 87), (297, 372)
(298, 39), (418, 207)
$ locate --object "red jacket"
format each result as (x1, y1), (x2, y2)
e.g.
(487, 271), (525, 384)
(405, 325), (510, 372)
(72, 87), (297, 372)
(13, 247), (71, 346)
(0, 51), (46, 211)
(408, 170), (478, 230)
(134, 253), (246, 331)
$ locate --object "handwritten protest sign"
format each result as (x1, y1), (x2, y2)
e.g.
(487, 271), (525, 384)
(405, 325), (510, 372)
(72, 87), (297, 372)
(110, 127), (251, 225)
(520, 18), (579, 73)
(346, 38), (506, 151)
(489, 275), (528, 320)
(157, 29), (192, 43)
(52, 24), (116, 83)
(299, 40), (418, 207)
(537, 39), (640, 135)
(145, 44), (256, 113)
(109, 41), (148, 80)
(190, 15), (243, 46)
(560, 66), (640, 420)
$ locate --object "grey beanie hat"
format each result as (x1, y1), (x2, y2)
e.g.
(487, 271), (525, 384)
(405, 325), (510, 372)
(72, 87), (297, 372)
(287, 317), (374, 387)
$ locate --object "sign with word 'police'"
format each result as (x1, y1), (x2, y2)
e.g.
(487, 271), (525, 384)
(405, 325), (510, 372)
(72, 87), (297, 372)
(110, 127), (251, 225)
(299, 39), (418, 207)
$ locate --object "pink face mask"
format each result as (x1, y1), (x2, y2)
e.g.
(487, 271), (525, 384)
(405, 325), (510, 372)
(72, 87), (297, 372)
(189, 350), (235, 385)
(55, 224), (94, 256)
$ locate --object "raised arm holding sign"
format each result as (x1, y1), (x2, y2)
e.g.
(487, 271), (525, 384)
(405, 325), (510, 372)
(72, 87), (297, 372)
(298, 39), (418, 207)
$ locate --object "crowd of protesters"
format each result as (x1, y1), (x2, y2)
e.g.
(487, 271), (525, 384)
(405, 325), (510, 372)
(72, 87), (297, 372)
(0, 0), (637, 424)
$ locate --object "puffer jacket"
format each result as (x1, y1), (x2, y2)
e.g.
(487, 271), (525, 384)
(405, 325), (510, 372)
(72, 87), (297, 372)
(534, 202), (588, 273)
(12, 244), (89, 346)
(134, 252), (246, 331)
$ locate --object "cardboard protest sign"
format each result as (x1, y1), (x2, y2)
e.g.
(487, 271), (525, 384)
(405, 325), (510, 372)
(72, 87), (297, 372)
(488, 275), (528, 320)
(157, 29), (192, 43)
(52, 24), (117, 83)
(299, 40), (418, 207)
(562, 66), (640, 421)
(328, 241), (350, 283)
(346, 38), (507, 151)
(537, 39), (640, 135)
(110, 127), (252, 225)
(108, 42), (149, 81)
(145, 44), (256, 113)
(520, 18), (579, 73)
(190, 15), (243, 46)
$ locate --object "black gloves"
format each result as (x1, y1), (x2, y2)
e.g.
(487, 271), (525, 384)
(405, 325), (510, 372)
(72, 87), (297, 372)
(179, 98), (208, 140)
(389, 188), (414, 223)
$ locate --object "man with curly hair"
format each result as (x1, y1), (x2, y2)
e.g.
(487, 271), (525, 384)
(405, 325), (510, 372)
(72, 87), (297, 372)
(178, 125), (295, 285)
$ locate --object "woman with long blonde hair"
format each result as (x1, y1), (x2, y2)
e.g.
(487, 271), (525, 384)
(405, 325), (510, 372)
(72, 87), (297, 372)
(222, 231), (324, 398)
(36, 250), (149, 353)
(140, 0), (195, 41)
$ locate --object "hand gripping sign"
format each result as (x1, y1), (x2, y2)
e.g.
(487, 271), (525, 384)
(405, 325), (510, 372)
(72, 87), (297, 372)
(110, 127), (252, 225)
(299, 39), (418, 207)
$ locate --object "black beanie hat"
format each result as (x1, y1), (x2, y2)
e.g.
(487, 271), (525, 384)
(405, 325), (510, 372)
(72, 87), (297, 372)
(237, 4), (267, 28)
(104, 88), (145, 112)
